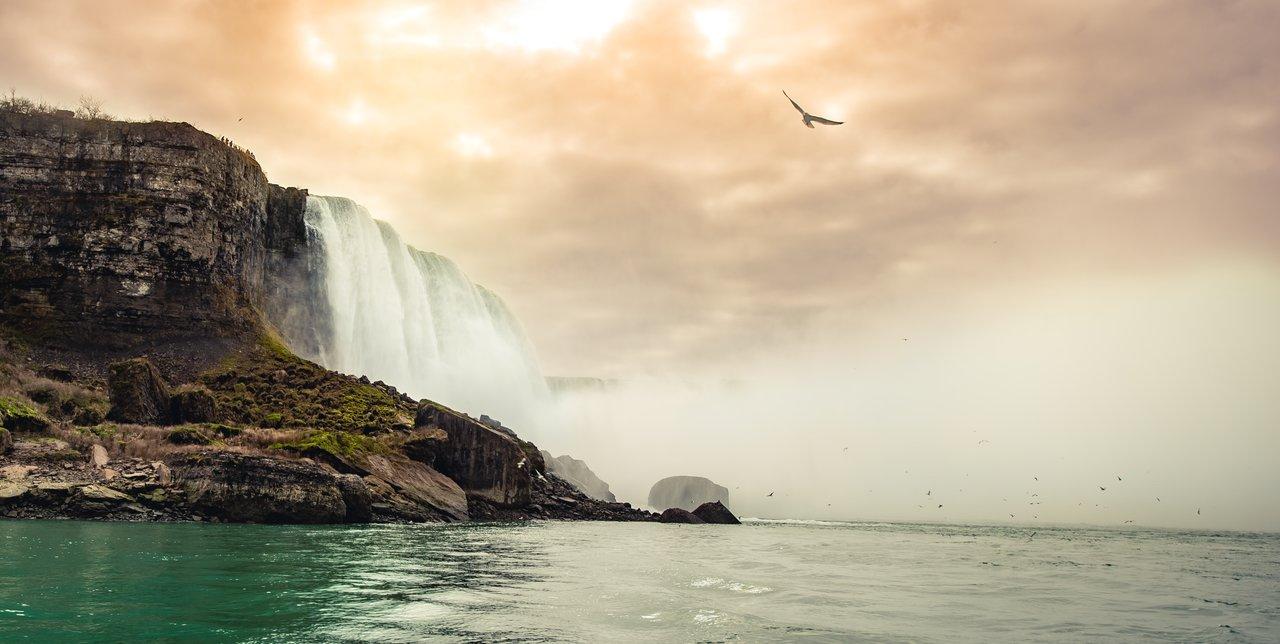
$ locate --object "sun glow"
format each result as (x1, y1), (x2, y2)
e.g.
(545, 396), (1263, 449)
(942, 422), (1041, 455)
(452, 132), (494, 158)
(693, 8), (738, 57)
(482, 0), (634, 53)
(301, 27), (336, 70)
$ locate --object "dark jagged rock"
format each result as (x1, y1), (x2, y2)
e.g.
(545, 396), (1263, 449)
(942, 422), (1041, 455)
(648, 475), (730, 511)
(106, 357), (172, 424)
(335, 473), (373, 523)
(540, 450), (616, 502)
(169, 384), (216, 423)
(407, 402), (532, 507)
(692, 500), (741, 525)
(0, 428), (10, 454)
(169, 450), (351, 524)
(659, 508), (706, 524)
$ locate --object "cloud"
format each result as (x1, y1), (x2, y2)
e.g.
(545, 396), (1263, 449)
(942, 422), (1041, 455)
(0, 0), (1276, 380)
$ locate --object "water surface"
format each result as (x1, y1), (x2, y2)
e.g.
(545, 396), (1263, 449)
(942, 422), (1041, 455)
(1, 519), (1277, 641)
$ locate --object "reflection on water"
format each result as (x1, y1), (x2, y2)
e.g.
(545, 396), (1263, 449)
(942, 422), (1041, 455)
(1, 520), (1278, 642)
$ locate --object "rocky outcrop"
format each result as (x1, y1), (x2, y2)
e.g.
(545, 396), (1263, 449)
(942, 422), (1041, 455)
(106, 357), (171, 424)
(0, 110), (309, 379)
(658, 507), (705, 524)
(170, 450), (357, 524)
(169, 384), (216, 423)
(406, 402), (532, 507)
(0, 428), (10, 454)
(540, 451), (616, 502)
(692, 501), (740, 525)
(648, 475), (730, 511)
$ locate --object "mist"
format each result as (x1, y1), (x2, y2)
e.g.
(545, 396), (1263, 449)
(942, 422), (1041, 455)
(542, 259), (1280, 532)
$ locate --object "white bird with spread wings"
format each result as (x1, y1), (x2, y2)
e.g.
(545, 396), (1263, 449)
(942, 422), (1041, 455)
(783, 90), (843, 128)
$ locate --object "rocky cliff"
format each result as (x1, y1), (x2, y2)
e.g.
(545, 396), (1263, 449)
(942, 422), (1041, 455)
(540, 451), (616, 502)
(0, 108), (651, 525)
(0, 109), (306, 379)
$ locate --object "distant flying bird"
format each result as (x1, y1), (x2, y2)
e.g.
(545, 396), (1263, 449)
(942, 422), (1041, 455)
(237, 117), (243, 122)
(842, 447), (849, 452)
(783, 91), (843, 129)
(1028, 532), (1037, 541)
(1034, 477), (1039, 481)
(1117, 476), (1123, 481)
(978, 440), (990, 445)
(1124, 520), (1134, 524)
(937, 504), (943, 509)
(1099, 486), (1107, 491)
(1197, 508), (1201, 516)
(767, 492), (774, 497)
(1156, 497), (1161, 502)
(927, 490), (932, 496)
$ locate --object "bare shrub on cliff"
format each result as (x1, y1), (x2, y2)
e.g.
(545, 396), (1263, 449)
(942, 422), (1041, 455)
(0, 88), (58, 116)
(74, 94), (109, 120)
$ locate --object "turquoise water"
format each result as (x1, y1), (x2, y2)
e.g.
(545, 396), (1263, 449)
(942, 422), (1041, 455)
(1, 519), (1278, 642)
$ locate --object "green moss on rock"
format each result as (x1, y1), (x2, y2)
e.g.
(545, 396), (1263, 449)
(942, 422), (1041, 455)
(0, 395), (50, 432)
(270, 430), (388, 460)
(166, 423), (243, 445)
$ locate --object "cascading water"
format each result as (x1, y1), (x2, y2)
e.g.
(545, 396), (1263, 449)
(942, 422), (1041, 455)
(271, 195), (550, 434)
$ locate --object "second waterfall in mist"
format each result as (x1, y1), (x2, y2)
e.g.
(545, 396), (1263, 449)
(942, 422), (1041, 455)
(272, 195), (549, 434)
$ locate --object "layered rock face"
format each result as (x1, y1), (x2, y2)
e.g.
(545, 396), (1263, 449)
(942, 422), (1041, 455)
(0, 110), (305, 367)
(648, 475), (730, 511)
(540, 450), (616, 502)
(407, 402), (533, 507)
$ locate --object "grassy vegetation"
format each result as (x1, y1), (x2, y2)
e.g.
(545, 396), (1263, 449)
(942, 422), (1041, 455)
(200, 335), (414, 435)
(269, 430), (388, 460)
(166, 423), (243, 446)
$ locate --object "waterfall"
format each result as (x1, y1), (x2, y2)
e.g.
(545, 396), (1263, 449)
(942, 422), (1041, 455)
(272, 195), (549, 433)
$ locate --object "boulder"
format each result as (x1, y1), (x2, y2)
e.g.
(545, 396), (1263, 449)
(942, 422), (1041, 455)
(0, 481), (29, 501)
(406, 402), (532, 507)
(540, 451), (616, 502)
(0, 428), (10, 455)
(89, 444), (110, 469)
(168, 451), (349, 523)
(335, 473), (373, 523)
(648, 475), (730, 511)
(658, 508), (706, 524)
(76, 484), (133, 503)
(353, 453), (469, 522)
(692, 501), (741, 525)
(107, 358), (172, 424)
(169, 384), (216, 423)
(0, 397), (51, 433)
(152, 461), (171, 485)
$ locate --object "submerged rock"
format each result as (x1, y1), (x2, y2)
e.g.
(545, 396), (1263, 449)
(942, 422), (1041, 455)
(107, 358), (172, 425)
(648, 475), (730, 512)
(692, 501), (741, 525)
(540, 451), (616, 502)
(658, 508), (706, 524)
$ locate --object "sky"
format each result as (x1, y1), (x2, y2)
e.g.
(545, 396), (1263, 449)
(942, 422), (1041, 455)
(2, 0), (1278, 529)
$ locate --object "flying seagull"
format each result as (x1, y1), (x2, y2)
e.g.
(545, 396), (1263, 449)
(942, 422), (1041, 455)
(783, 91), (843, 128)
(767, 492), (774, 497)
